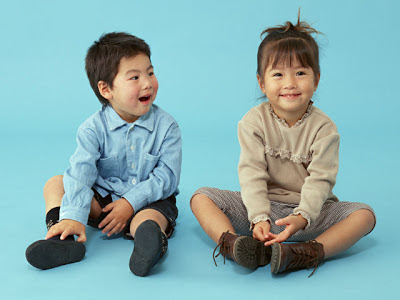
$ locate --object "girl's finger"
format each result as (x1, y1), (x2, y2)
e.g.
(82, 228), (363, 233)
(268, 233), (278, 239)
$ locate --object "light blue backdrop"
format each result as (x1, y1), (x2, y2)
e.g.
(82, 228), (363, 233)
(1, 0), (399, 299)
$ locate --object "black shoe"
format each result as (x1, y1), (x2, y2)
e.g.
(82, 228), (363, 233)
(129, 220), (167, 277)
(25, 239), (86, 270)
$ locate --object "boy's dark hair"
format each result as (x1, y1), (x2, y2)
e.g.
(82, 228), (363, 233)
(85, 32), (151, 105)
(257, 12), (320, 81)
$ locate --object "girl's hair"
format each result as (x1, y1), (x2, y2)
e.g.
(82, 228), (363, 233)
(257, 12), (321, 80)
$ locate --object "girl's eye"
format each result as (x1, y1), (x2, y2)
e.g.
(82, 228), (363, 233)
(130, 76), (139, 80)
(149, 71), (154, 76)
(273, 73), (282, 77)
(296, 71), (306, 76)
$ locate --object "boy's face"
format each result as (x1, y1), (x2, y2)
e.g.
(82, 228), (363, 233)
(100, 53), (158, 123)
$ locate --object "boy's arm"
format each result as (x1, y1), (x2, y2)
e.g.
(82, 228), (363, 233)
(60, 127), (101, 225)
(122, 123), (182, 213)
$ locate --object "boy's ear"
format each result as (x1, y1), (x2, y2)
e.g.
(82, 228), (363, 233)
(257, 74), (266, 94)
(98, 81), (113, 100)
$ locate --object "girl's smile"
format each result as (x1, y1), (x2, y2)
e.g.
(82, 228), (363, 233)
(257, 60), (320, 127)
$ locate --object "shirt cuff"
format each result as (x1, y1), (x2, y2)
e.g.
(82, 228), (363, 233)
(291, 208), (311, 230)
(250, 214), (271, 230)
(59, 205), (89, 226)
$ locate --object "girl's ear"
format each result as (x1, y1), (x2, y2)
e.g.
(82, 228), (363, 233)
(314, 73), (321, 91)
(257, 74), (266, 94)
(98, 81), (113, 100)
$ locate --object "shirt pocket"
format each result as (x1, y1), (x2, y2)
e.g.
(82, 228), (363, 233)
(97, 155), (120, 179)
(141, 152), (161, 176)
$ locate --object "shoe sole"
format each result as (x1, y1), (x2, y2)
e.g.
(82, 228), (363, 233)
(25, 239), (86, 270)
(129, 220), (163, 277)
(234, 236), (271, 269)
(270, 243), (282, 274)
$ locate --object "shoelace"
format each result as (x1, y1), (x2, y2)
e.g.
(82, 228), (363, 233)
(287, 240), (321, 278)
(212, 231), (231, 267)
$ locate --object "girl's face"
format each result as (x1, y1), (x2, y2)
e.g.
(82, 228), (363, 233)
(258, 59), (320, 127)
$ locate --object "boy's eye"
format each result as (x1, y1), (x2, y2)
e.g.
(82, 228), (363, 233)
(149, 71), (154, 76)
(296, 71), (306, 76)
(130, 76), (139, 80)
(273, 73), (282, 77)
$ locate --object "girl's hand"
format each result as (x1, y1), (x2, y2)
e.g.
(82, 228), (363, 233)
(98, 198), (134, 237)
(252, 221), (271, 242)
(264, 214), (308, 246)
(45, 219), (87, 243)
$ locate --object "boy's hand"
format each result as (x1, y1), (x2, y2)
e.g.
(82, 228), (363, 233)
(45, 219), (87, 243)
(263, 214), (308, 246)
(252, 221), (271, 242)
(98, 198), (134, 237)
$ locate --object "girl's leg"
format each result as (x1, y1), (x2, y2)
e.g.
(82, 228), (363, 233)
(270, 208), (375, 276)
(191, 192), (271, 268)
(315, 208), (375, 258)
(190, 193), (235, 243)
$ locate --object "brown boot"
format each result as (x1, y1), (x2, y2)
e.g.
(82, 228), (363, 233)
(270, 240), (324, 277)
(213, 231), (271, 269)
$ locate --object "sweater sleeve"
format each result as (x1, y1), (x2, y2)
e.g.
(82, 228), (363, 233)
(293, 132), (340, 226)
(238, 119), (271, 228)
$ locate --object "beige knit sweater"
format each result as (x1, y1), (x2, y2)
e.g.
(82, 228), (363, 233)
(238, 101), (340, 228)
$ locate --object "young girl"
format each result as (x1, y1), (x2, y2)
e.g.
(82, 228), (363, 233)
(190, 16), (376, 277)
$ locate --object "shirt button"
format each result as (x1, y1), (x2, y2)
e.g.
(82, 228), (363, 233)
(131, 163), (135, 169)
(132, 178), (137, 185)
(130, 145), (135, 151)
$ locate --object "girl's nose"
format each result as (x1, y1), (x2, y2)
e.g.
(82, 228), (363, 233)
(284, 75), (297, 89)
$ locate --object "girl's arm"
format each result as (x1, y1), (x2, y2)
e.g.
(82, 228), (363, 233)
(294, 131), (340, 227)
(238, 119), (271, 228)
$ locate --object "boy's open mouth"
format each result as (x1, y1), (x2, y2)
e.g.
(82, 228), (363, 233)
(139, 95), (151, 102)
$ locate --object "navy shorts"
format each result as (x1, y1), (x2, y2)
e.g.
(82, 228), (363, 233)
(87, 189), (178, 238)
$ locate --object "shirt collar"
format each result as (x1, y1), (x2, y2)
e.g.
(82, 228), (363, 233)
(103, 105), (155, 132)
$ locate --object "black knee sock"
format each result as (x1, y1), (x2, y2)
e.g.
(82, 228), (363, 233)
(46, 207), (74, 241)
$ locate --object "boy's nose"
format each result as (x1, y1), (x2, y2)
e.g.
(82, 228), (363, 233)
(142, 76), (152, 89)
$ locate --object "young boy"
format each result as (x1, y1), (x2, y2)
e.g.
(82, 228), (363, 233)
(25, 32), (182, 277)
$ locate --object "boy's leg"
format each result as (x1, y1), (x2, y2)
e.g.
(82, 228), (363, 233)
(128, 208), (169, 277)
(191, 188), (271, 268)
(26, 175), (100, 270)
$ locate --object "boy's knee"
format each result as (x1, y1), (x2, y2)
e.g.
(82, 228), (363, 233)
(43, 175), (64, 195)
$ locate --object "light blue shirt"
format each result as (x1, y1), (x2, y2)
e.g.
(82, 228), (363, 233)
(60, 104), (182, 225)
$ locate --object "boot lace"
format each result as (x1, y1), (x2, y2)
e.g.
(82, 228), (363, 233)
(287, 240), (321, 278)
(212, 231), (231, 267)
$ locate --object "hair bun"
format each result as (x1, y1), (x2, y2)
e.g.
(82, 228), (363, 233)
(261, 11), (320, 38)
